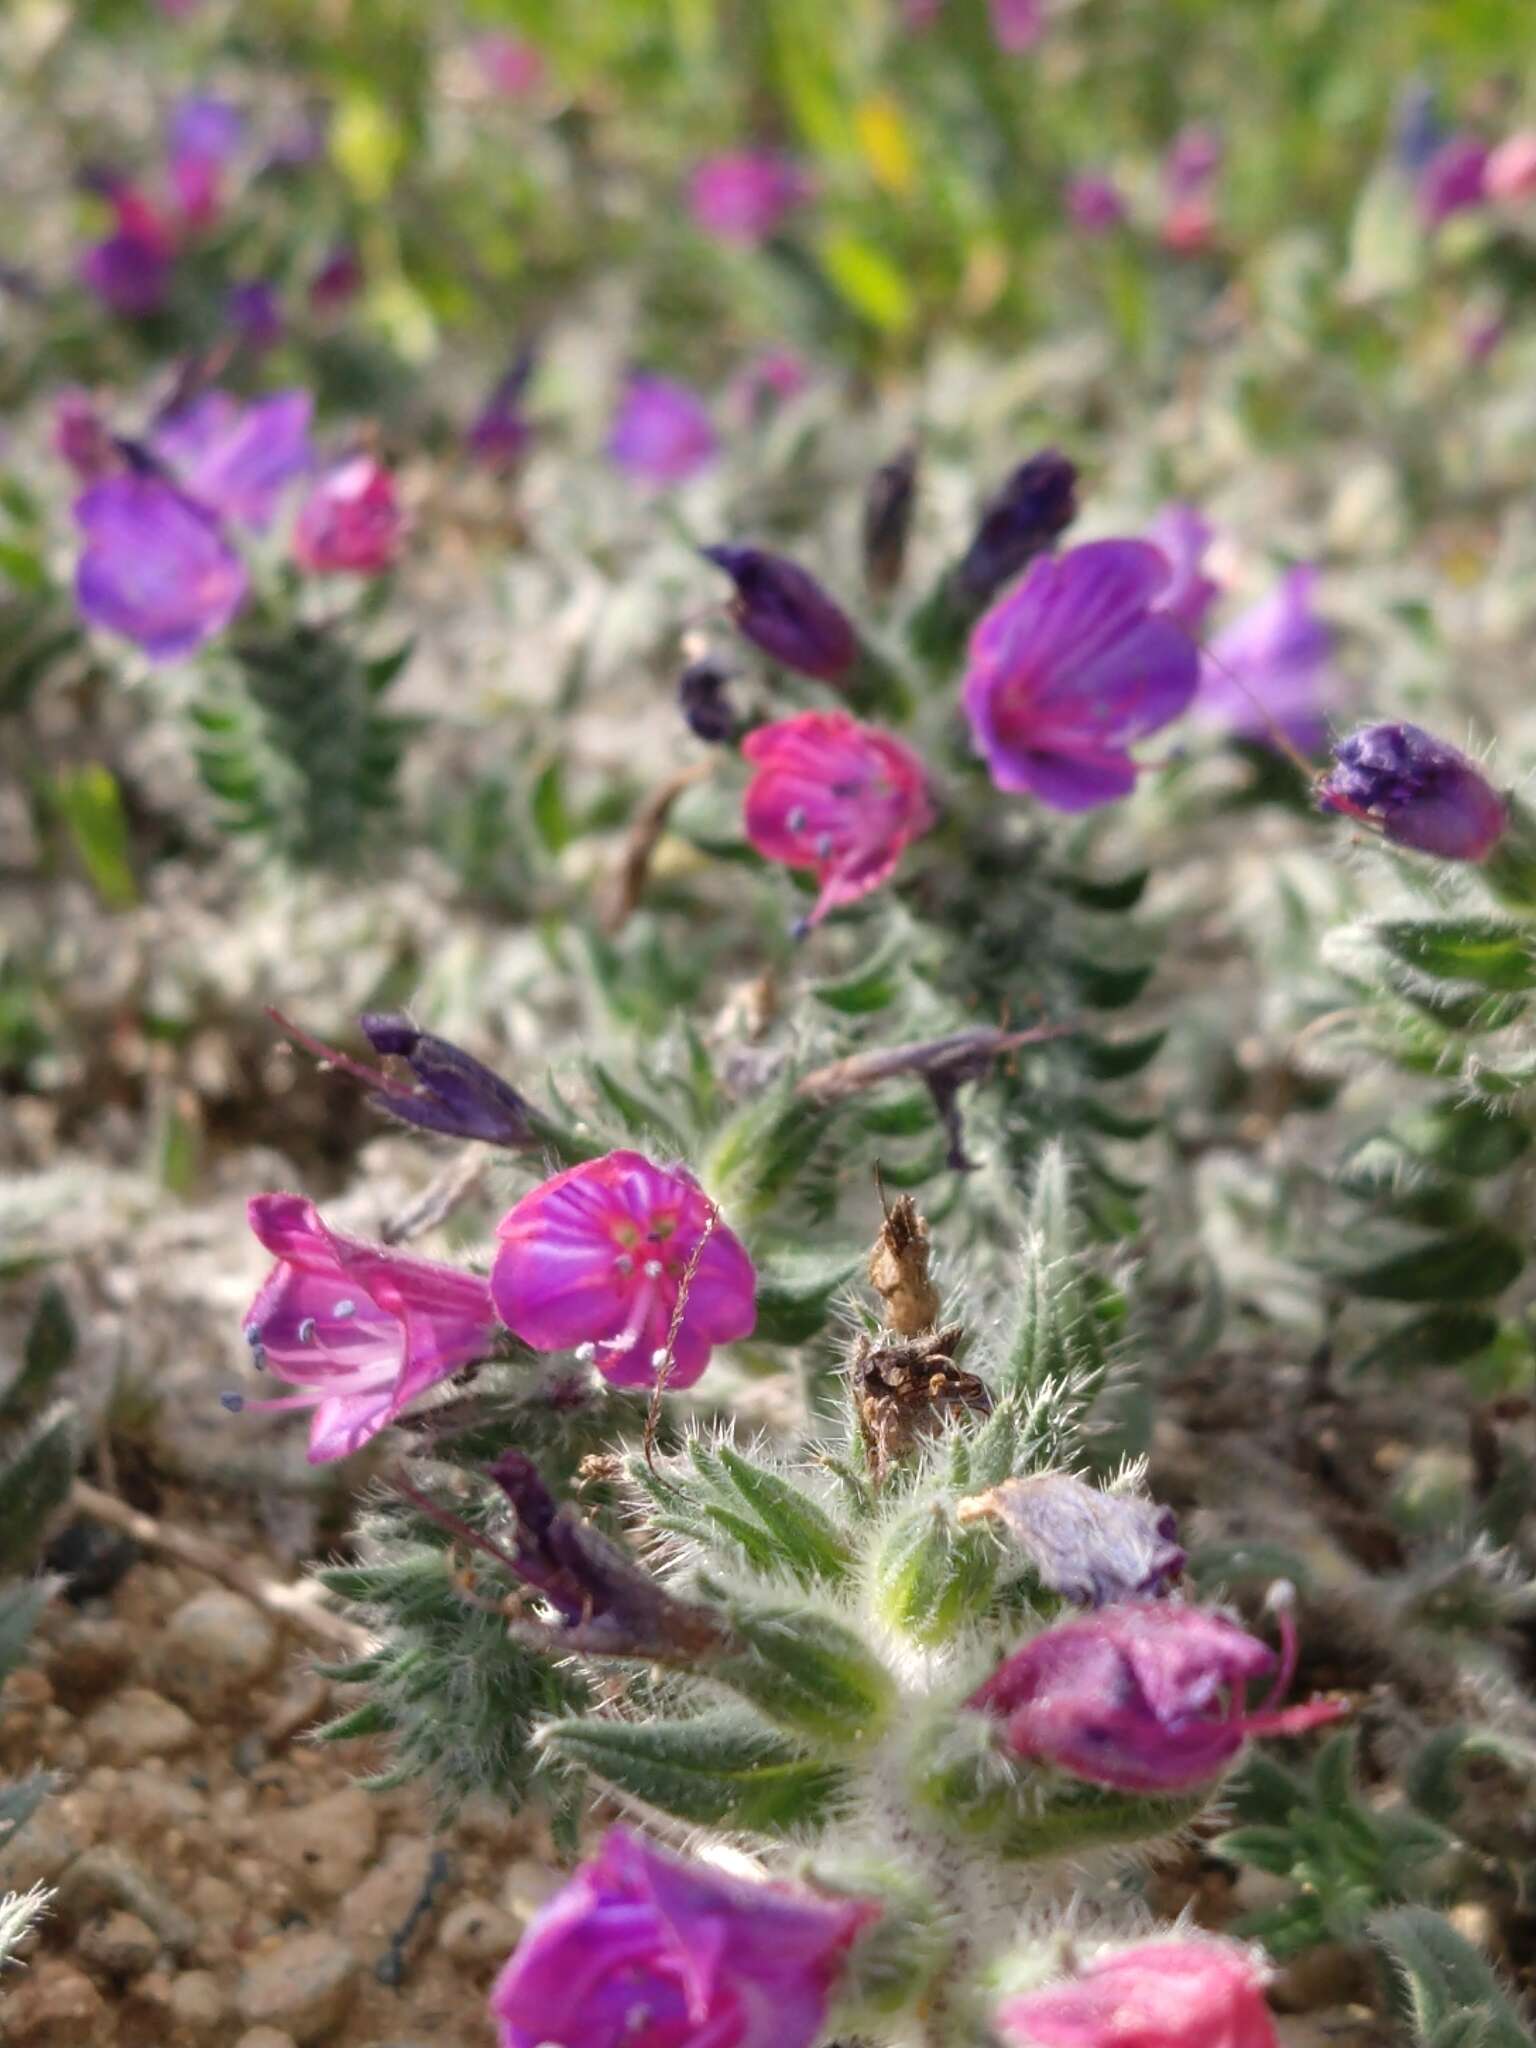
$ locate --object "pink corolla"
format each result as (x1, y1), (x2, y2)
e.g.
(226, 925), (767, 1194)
(235, 1194), (497, 1463)
(79, 184), (175, 317)
(1487, 131), (1536, 205)
(688, 151), (811, 245)
(967, 1598), (1345, 1794)
(53, 390), (114, 483)
(742, 710), (935, 930)
(989, 0), (1046, 52)
(1161, 126), (1223, 253)
(1415, 134), (1489, 227)
(608, 374), (718, 487)
(1199, 565), (1334, 750)
(292, 456), (403, 575)
(74, 473), (247, 660)
(470, 31), (547, 99)
(168, 94), (244, 229)
(732, 347), (811, 422)
(491, 1152), (756, 1391)
(153, 389), (313, 532)
(996, 1939), (1278, 2048)
(1065, 172), (1127, 236)
(490, 1826), (875, 2048)
(961, 539), (1200, 809)
(1146, 504), (1219, 636)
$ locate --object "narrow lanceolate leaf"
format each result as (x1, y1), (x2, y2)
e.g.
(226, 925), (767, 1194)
(1394, 1100), (1532, 1179)
(0, 1287), (77, 1427)
(1378, 919), (1536, 994)
(1338, 1226), (1524, 1303)
(709, 1447), (853, 1585)
(0, 1582), (52, 1689)
(998, 1782), (1207, 1860)
(750, 1247), (864, 1346)
(811, 930), (908, 1013)
(871, 1501), (996, 1646)
(0, 1407), (76, 1576)
(1368, 1906), (1533, 2048)
(719, 1604), (895, 1748)
(1348, 1310), (1500, 1378)
(539, 1709), (847, 1833)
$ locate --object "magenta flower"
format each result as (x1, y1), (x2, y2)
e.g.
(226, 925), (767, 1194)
(1199, 565), (1333, 750)
(732, 347), (811, 422)
(1146, 504), (1219, 637)
(1161, 126), (1222, 252)
(742, 710), (935, 930)
(168, 94), (244, 229)
(968, 1599), (1345, 1794)
(996, 1939), (1278, 2048)
(491, 1151), (756, 1390)
(79, 185), (174, 317)
(1318, 722), (1507, 862)
(608, 374), (718, 487)
(688, 151), (811, 245)
(1416, 134), (1490, 226)
(153, 389), (313, 532)
(989, 0), (1046, 51)
(489, 1827), (875, 2048)
(235, 1194), (497, 1463)
(468, 359), (535, 472)
(309, 243), (364, 315)
(52, 390), (114, 483)
(74, 473), (247, 660)
(1487, 131), (1536, 204)
(961, 539), (1199, 809)
(292, 456), (403, 575)
(470, 31), (547, 98)
(1065, 172), (1127, 235)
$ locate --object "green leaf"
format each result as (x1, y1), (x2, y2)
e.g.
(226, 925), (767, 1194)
(871, 1502), (996, 1646)
(540, 1709), (846, 1834)
(811, 932), (908, 1014)
(751, 1245), (862, 1344)
(1072, 1029), (1166, 1081)
(1066, 956), (1153, 1010)
(1053, 869), (1149, 912)
(530, 759), (574, 855)
(1338, 1227), (1524, 1303)
(1395, 1101), (1532, 1179)
(721, 1603), (895, 1748)
(584, 1061), (687, 1151)
(999, 1782), (1206, 1859)
(711, 1447), (853, 1586)
(1379, 920), (1536, 994)
(818, 230), (915, 332)
(1349, 1309), (1501, 1377)
(1208, 1823), (1298, 1877)
(51, 765), (137, 910)
(0, 1581), (51, 1689)
(0, 1407), (76, 1576)
(0, 1286), (77, 1428)
(1369, 1906), (1533, 2048)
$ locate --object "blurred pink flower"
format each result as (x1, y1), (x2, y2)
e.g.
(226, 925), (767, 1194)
(1486, 130), (1536, 204)
(608, 374), (717, 486)
(52, 390), (115, 483)
(168, 94), (244, 230)
(292, 456), (403, 575)
(79, 184), (175, 317)
(989, 0), (1046, 51)
(732, 348), (811, 421)
(1161, 126), (1223, 252)
(1065, 172), (1128, 235)
(1415, 134), (1489, 226)
(688, 151), (811, 245)
(996, 1939), (1278, 2048)
(470, 32), (546, 99)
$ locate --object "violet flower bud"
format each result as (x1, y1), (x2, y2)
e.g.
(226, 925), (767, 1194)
(1318, 722), (1507, 862)
(677, 657), (738, 743)
(703, 544), (860, 683)
(489, 1825), (877, 2048)
(862, 445), (919, 594)
(958, 1472), (1185, 1607)
(967, 1597), (1345, 1793)
(953, 448), (1079, 606)
(358, 1013), (539, 1146)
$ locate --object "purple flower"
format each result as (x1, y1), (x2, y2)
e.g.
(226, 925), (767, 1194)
(1161, 127), (1223, 252)
(79, 185), (174, 317)
(271, 1006), (538, 1147)
(967, 1599), (1345, 1794)
(308, 243), (364, 315)
(996, 1939), (1279, 2048)
(959, 1474), (1185, 1608)
(1146, 503), (1219, 636)
(234, 1194), (498, 1463)
(989, 0), (1046, 51)
(169, 94), (244, 228)
(470, 32), (547, 99)
(491, 1151), (757, 1390)
(688, 152), (811, 245)
(1318, 722), (1507, 862)
(1065, 172), (1128, 235)
(1199, 565), (1333, 750)
(52, 390), (115, 482)
(468, 359), (535, 472)
(1416, 134), (1489, 227)
(152, 389), (314, 532)
(962, 539), (1199, 809)
(608, 374), (718, 486)
(226, 280), (284, 354)
(74, 473), (247, 660)
(292, 456), (404, 575)
(703, 545), (860, 682)
(954, 449), (1079, 607)
(489, 1826), (876, 2048)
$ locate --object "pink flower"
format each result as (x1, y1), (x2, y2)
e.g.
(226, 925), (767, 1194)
(1487, 131), (1536, 204)
(470, 32), (547, 99)
(52, 390), (115, 482)
(490, 1826), (875, 2048)
(491, 1151), (756, 1391)
(732, 348), (811, 422)
(168, 95), (244, 230)
(742, 710), (935, 930)
(961, 539), (1200, 809)
(236, 1194), (497, 1463)
(292, 456), (403, 575)
(1065, 173), (1127, 235)
(608, 374), (718, 487)
(688, 152), (811, 245)
(967, 1599), (1345, 1794)
(1199, 565), (1334, 750)
(1146, 504), (1219, 636)
(1415, 134), (1489, 227)
(902, 0), (946, 25)
(79, 185), (175, 317)
(996, 1939), (1278, 2048)
(153, 389), (314, 532)
(989, 0), (1046, 51)
(1161, 127), (1222, 252)
(309, 244), (364, 316)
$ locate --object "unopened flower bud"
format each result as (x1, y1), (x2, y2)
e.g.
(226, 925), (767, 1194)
(1318, 722), (1507, 862)
(703, 544), (860, 683)
(358, 1013), (538, 1146)
(862, 446), (919, 594)
(954, 449), (1079, 606)
(677, 657), (738, 743)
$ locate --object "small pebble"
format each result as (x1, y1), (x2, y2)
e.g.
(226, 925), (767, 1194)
(76, 1908), (159, 1979)
(82, 1687), (196, 1764)
(169, 1967), (228, 2040)
(156, 1588), (280, 1714)
(438, 1895), (520, 1966)
(268, 1785), (379, 1897)
(235, 1930), (359, 2045)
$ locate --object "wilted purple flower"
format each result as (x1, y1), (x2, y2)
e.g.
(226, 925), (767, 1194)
(1199, 565), (1333, 750)
(954, 449), (1079, 607)
(52, 391), (115, 483)
(688, 151), (812, 245)
(74, 473), (247, 660)
(1318, 722), (1507, 862)
(80, 185), (174, 317)
(470, 31), (547, 98)
(234, 1194), (497, 1463)
(1146, 503), (1219, 636)
(678, 657), (738, 744)
(996, 1939), (1279, 2048)
(153, 389), (313, 532)
(989, 0), (1046, 51)
(704, 545), (861, 682)
(968, 1597), (1345, 1793)
(308, 243), (364, 315)
(226, 280), (283, 353)
(959, 1473), (1185, 1608)
(962, 539), (1199, 808)
(169, 94), (244, 228)
(1065, 172), (1128, 235)
(489, 1826), (876, 2048)
(467, 358), (535, 472)
(608, 373), (718, 486)
(271, 1005), (538, 1147)
(1416, 134), (1489, 227)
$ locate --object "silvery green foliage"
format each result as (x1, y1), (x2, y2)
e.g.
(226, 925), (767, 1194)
(0, 1884), (51, 1974)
